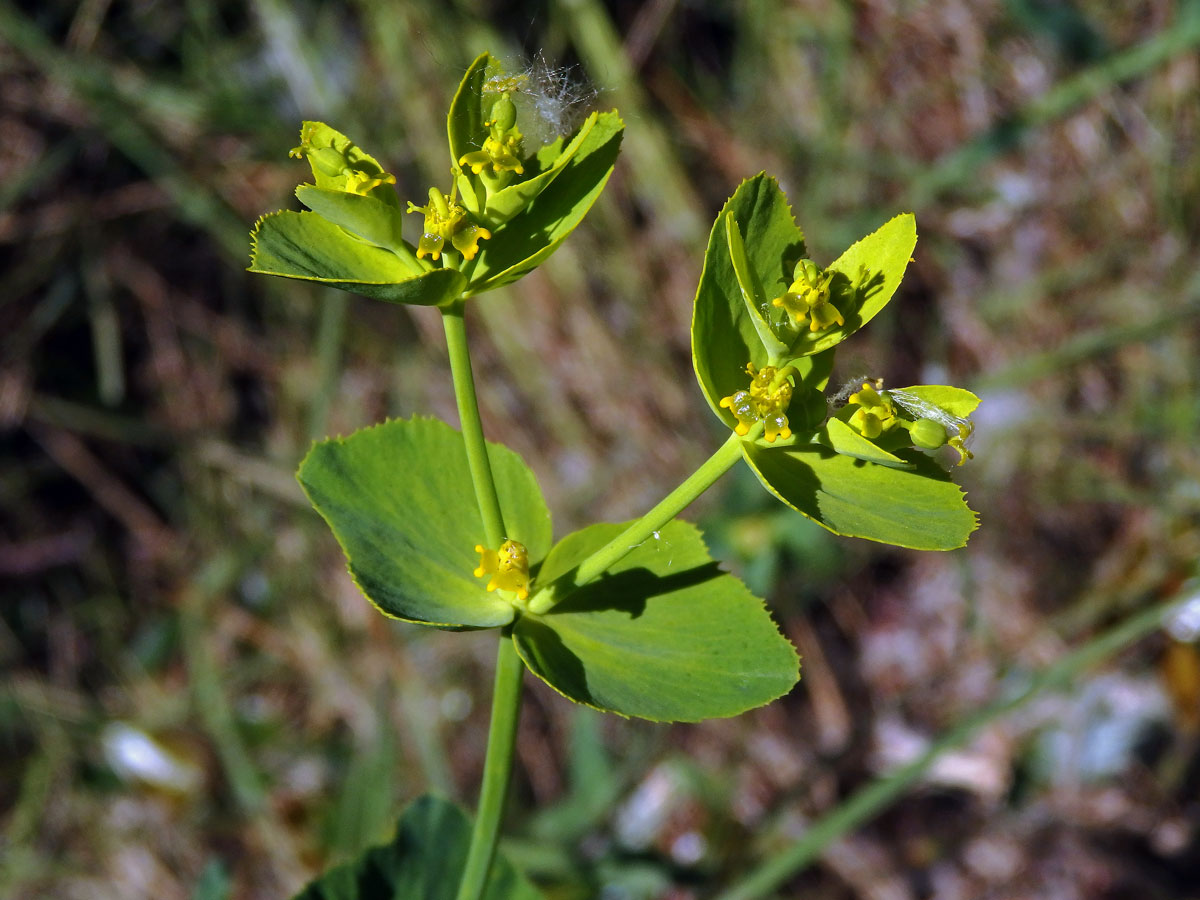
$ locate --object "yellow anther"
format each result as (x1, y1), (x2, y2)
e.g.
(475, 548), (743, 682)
(473, 540), (530, 600)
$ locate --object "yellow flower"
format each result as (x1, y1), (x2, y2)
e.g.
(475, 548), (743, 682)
(289, 122), (396, 197)
(846, 380), (896, 438)
(473, 539), (531, 600)
(460, 134), (526, 176)
(720, 363), (795, 443)
(458, 94), (527, 176)
(407, 187), (491, 261)
(772, 259), (842, 333)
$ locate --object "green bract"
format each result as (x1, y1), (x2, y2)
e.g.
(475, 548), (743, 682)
(248, 54), (623, 304)
(448, 53), (624, 296)
(249, 121), (461, 305)
(692, 175), (978, 549)
(291, 795), (543, 900)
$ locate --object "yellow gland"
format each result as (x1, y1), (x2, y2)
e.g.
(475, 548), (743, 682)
(719, 363), (794, 443)
(406, 187), (491, 261)
(473, 539), (531, 600)
(772, 259), (843, 333)
(719, 389), (756, 436)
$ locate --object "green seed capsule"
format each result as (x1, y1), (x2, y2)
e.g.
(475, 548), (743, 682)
(910, 417), (949, 449)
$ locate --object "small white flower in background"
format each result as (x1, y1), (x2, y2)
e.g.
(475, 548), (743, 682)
(1165, 582), (1200, 643)
(101, 722), (203, 794)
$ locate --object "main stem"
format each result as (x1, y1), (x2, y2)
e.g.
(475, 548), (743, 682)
(442, 302), (522, 900)
(443, 301), (505, 547)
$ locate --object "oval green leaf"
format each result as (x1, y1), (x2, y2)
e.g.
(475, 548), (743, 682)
(513, 521), (799, 722)
(292, 794), (543, 900)
(741, 441), (978, 550)
(297, 417), (552, 628)
(249, 211), (464, 306)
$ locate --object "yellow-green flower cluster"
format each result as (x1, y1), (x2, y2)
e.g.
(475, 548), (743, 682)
(720, 363), (795, 443)
(845, 380), (974, 465)
(473, 539), (531, 601)
(289, 122), (396, 197)
(845, 380), (897, 439)
(772, 259), (842, 333)
(406, 187), (491, 261)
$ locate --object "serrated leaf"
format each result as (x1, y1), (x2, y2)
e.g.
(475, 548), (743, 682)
(297, 417), (552, 628)
(692, 174), (807, 427)
(741, 441), (977, 550)
(464, 111), (623, 296)
(513, 521), (799, 722)
(249, 211), (464, 306)
(292, 795), (543, 900)
(793, 212), (916, 356)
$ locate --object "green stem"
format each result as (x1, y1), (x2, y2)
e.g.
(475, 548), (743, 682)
(442, 301), (506, 547)
(454, 632), (525, 900)
(529, 428), (752, 614)
(441, 300), (522, 900)
(714, 595), (1181, 900)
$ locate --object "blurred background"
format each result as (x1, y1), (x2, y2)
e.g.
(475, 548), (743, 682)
(3, 1), (1200, 897)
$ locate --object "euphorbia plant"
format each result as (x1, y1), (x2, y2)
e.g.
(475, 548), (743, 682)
(248, 53), (979, 900)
